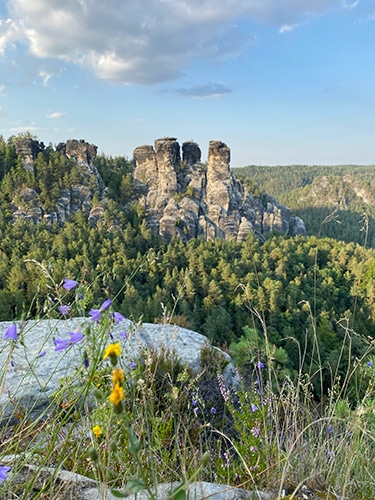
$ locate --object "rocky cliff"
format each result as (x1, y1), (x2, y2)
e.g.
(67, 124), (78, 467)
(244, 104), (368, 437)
(12, 136), (306, 242)
(133, 138), (306, 242)
(12, 138), (104, 226)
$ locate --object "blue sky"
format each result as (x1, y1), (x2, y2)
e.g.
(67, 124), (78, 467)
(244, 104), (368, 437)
(0, 0), (374, 167)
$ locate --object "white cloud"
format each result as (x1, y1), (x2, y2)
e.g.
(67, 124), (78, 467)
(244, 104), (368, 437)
(0, 0), (349, 84)
(38, 71), (53, 86)
(9, 124), (42, 133)
(46, 111), (66, 119)
(172, 83), (232, 98)
(341, 0), (360, 10)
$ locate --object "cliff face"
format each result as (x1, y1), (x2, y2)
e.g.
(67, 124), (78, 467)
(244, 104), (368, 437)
(133, 138), (306, 242)
(12, 136), (306, 242)
(12, 139), (104, 226)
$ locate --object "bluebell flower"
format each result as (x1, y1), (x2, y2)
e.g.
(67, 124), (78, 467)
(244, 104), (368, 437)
(89, 308), (102, 322)
(68, 331), (83, 344)
(100, 299), (112, 311)
(210, 407), (217, 414)
(367, 360), (373, 368)
(54, 338), (70, 351)
(0, 465), (11, 483)
(54, 331), (83, 351)
(63, 279), (78, 291)
(113, 312), (125, 323)
(89, 298), (113, 322)
(4, 323), (18, 341)
(38, 350), (47, 358)
(130, 361), (136, 370)
(257, 361), (265, 369)
(59, 305), (71, 316)
(251, 404), (259, 412)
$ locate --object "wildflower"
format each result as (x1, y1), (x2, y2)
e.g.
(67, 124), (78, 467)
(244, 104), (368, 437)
(210, 407), (217, 414)
(101, 299), (112, 311)
(112, 368), (125, 384)
(120, 331), (127, 340)
(0, 465), (11, 483)
(367, 360), (373, 368)
(103, 343), (121, 360)
(54, 338), (70, 351)
(89, 308), (102, 322)
(68, 331), (83, 344)
(113, 312), (125, 323)
(251, 404), (259, 412)
(63, 279), (78, 291)
(327, 425), (333, 434)
(251, 426), (261, 438)
(109, 383), (124, 406)
(59, 305), (71, 316)
(256, 361), (265, 369)
(89, 298), (113, 322)
(54, 331), (83, 351)
(193, 407), (199, 416)
(129, 361), (136, 370)
(192, 400), (198, 407)
(92, 425), (102, 438)
(38, 350), (47, 358)
(4, 323), (17, 341)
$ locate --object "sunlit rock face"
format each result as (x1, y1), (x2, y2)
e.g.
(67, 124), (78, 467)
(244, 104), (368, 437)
(13, 138), (104, 226)
(133, 138), (307, 242)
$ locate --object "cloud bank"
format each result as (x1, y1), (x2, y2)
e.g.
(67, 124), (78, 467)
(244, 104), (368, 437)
(0, 0), (350, 85)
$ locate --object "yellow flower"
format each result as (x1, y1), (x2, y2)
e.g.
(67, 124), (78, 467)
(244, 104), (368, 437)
(112, 367), (125, 384)
(109, 383), (124, 406)
(103, 342), (121, 360)
(92, 425), (102, 438)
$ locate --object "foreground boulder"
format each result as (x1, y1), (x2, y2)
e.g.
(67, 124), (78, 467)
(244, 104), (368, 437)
(0, 318), (236, 422)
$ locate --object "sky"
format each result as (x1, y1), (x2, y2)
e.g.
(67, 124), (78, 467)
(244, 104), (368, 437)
(0, 0), (374, 167)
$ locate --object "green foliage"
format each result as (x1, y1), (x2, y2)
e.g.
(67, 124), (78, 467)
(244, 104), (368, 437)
(1, 274), (375, 498)
(235, 164), (375, 247)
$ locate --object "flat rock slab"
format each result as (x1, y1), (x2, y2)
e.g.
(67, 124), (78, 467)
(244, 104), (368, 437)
(0, 318), (235, 421)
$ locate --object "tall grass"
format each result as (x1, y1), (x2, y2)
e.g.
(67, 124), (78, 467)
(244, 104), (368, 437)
(0, 270), (375, 499)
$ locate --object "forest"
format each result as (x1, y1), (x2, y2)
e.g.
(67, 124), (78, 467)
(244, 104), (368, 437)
(235, 163), (375, 247)
(1, 134), (375, 397)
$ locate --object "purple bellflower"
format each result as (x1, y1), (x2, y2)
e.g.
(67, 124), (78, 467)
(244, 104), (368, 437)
(59, 305), (71, 316)
(0, 465), (11, 483)
(63, 279), (78, 291)
(113, 312), (125, 323)
(89, 298), (113, 322)
(4, 323), (18, 341)
(54, 331), (83, 351)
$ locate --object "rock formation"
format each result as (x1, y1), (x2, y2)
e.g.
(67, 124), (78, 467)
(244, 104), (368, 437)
(12, 135), (306, 242)
(12, 139), (104, 227)
(133, 138), (306, 242)
(15, 137), (44, 173)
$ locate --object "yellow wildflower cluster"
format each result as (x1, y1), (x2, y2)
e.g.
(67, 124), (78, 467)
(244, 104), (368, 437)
(112, 367), (125, 384)
(103, 342), (121, 359)
(109, 383), (124, 406)
(92, 425), (102, 438)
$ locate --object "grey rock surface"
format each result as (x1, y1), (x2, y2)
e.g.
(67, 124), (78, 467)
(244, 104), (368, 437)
(0, 318), (235, 421)
(0, 452), (274, 500)
(133, 138), (306, 242)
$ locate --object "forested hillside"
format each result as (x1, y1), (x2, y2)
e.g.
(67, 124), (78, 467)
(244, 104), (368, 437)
(1, 135), (375, 397)
(234, 164), (375, 247)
